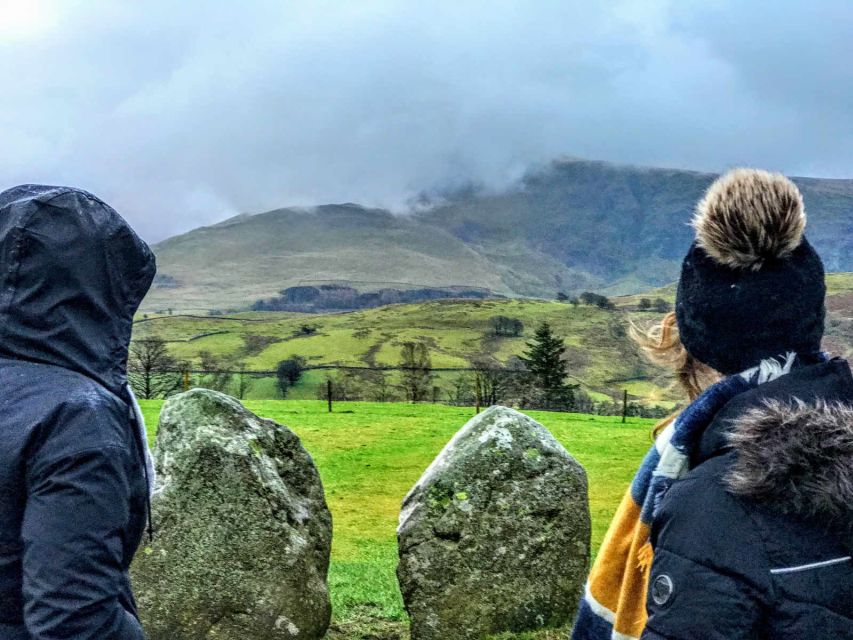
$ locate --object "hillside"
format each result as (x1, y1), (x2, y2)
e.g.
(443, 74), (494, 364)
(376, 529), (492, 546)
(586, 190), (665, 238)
(132, 276), (853, 404)
(133, 276), (853, 633)
(132, 299), (674, 405)
(145, 204), (513, 313)
(143, 159), (853, 312)
(422, 162), (853, 296)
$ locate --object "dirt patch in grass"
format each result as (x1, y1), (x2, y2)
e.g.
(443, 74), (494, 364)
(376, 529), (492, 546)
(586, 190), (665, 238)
(326, 610), (572, 640)
(326, 608), (408, 640)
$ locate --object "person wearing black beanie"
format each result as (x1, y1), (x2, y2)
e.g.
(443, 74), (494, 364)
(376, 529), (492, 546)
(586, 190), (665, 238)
(633, 169), (852, 639)
(676, 168), (826, 374)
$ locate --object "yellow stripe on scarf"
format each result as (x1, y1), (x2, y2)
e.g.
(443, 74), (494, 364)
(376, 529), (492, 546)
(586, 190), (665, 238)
(587, 490), (653, 639)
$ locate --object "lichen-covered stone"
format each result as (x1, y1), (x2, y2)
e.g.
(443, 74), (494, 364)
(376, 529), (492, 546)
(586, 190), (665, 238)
(397, 406), (590, 640)
(131, 389), (332, 639)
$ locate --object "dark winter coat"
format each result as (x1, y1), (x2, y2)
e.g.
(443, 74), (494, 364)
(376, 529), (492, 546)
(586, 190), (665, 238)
(642, 357), (853, 639)
(0, 185), (156, 639)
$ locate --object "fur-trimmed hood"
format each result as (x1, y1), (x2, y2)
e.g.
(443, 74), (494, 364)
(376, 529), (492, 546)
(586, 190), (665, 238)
(725, 399), (853, 522)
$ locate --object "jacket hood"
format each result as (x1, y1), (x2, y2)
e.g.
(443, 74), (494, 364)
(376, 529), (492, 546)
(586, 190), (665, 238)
(725, 398), (853, 523)
(0, 185), (155, 395)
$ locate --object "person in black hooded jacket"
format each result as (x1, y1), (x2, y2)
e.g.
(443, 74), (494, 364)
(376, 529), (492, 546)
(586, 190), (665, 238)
(637, 169), (852, 639)
(0, 185), (156, 639)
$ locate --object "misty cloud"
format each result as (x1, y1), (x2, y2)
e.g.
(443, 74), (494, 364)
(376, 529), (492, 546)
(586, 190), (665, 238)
(0, 0), (851, 241)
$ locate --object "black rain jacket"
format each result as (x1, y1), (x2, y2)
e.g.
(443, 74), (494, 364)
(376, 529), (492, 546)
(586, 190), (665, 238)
(0, 185), (155, 639)
(642, 357), (853, 639)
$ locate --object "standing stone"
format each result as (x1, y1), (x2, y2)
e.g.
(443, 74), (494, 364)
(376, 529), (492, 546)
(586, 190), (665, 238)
(131, 389), (332, 640)
(397, 405), (590, 640)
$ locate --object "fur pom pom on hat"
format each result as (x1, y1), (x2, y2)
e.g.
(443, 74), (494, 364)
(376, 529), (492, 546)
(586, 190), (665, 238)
(676, 169), (826, 375)
(693, 169), (806, 271)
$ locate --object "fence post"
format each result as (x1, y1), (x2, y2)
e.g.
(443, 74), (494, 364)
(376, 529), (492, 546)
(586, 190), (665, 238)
(327, 379), (333, 413)
(622, 389), (628, 423)
(475, 376), (482, 415)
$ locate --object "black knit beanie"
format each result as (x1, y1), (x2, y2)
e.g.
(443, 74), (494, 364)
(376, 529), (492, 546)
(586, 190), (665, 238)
(675, 169), (826, 375)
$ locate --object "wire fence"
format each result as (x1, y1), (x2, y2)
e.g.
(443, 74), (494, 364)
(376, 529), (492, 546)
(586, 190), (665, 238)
(130, 364), (674, 421)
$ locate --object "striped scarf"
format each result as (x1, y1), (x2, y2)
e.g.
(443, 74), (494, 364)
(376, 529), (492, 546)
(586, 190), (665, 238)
(572, 352), (808, 640)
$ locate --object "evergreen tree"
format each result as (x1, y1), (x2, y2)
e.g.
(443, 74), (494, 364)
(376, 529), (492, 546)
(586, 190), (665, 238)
(276, 356), (307, 397)
(520, 322), (576, 410)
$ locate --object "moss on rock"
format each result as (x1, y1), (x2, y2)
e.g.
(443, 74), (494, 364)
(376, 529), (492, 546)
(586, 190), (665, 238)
(397, 406), (590, 640)
(131, 389), (332, 639)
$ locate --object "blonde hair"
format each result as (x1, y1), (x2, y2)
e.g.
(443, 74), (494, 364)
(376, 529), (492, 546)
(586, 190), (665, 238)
(629, 312), (720, 436)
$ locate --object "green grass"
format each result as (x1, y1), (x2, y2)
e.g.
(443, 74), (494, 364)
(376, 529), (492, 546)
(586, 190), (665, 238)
(136, 278), (853, 408)
(142, 205), (519, 314)
(139, 399), (654, 637)
(133, 298), (677, 405)
(826, 272), (853, 295)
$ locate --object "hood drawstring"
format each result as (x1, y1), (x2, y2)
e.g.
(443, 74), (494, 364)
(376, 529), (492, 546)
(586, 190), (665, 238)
(126, 385), (156, 542)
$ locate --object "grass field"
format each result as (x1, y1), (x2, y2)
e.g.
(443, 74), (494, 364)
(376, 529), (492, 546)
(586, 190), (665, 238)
(133, 299), (637, 372)
(133, 273), (853, 412)
(132, 298), (679, 408)
(138, 399), (655, 638)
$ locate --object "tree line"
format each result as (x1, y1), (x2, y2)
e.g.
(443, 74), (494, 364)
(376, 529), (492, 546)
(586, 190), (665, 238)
(127, 318), (671, 418)
(252, 284), (494, 312)
(313, 322), (668, 417)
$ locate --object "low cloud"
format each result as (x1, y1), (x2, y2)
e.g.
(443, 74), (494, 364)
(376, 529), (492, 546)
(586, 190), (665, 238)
(1, 0), (851, 241)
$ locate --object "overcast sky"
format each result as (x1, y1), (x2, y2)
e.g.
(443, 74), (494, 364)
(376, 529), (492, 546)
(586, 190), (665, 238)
(1, 1), (851, 242)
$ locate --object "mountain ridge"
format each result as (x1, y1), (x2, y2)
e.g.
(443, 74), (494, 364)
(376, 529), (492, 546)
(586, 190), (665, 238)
(143, 158), (853, 312)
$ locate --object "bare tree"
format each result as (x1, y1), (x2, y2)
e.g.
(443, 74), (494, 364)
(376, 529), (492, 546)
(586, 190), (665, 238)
(489, 316), (524, 337)
(399, 342), (433, 402)
(127, 337), (183, 399)
(448, 373), (474, 405)
(198, 351), (232, 393)
(361, 368), (394, 402)
(233, 361), (255, 400)
(375, 370), (394, 402)
(471, 358), (516, 406)
(317, 370), (359, 401)
(652, 298), (671, 313)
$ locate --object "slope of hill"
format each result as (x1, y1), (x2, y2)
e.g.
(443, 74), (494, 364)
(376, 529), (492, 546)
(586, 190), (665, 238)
(421, 161), (853, 296)
(133, 276), (853, 403)
(145, 204), (514, 313)
(133, 299), (673, 404)
(143, 159), (853, 312)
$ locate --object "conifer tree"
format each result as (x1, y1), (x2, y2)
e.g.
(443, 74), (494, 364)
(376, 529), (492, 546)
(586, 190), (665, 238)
(520, 322), (576, 409)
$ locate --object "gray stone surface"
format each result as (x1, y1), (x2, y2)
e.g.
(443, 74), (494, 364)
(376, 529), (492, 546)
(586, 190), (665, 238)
(131, 389), (332, 640)
(397, 405), (590, 640)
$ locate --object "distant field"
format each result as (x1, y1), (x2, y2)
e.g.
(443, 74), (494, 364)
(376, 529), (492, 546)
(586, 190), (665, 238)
(133, 274), (853, 410)
(132, 298), (679, 407)
(826, 272), (853, 295)
(138, 400), (655, 638)
(616, 271), (853, 304)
